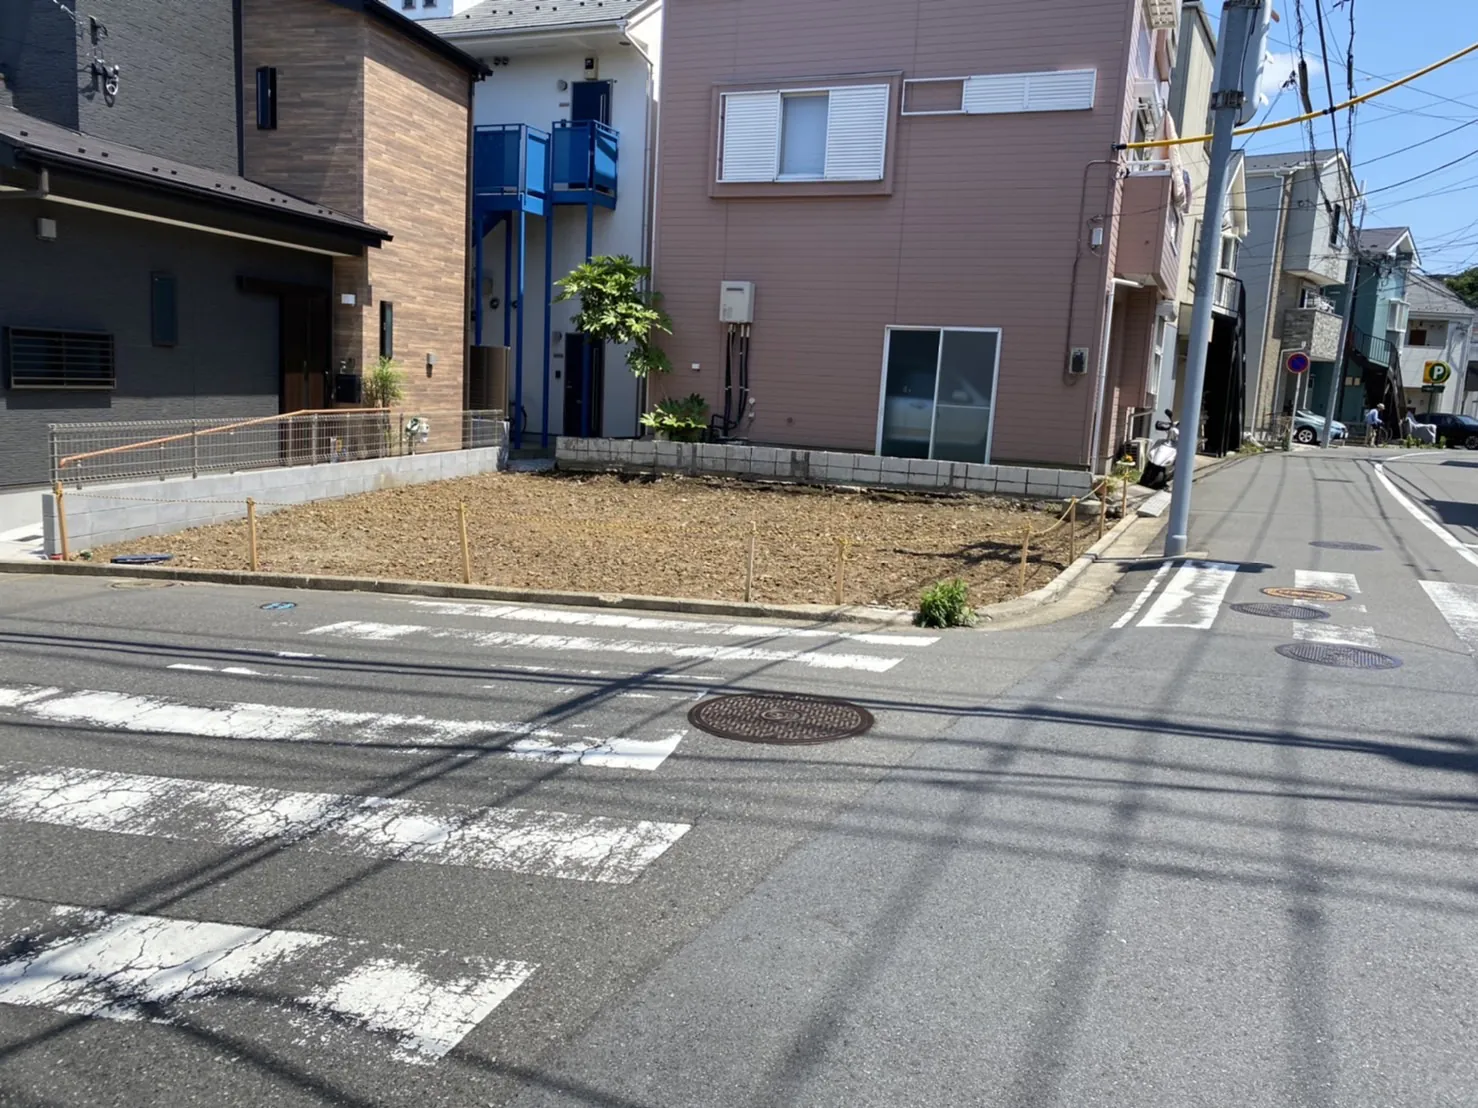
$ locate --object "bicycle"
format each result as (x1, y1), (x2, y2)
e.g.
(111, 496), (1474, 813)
(1366, 424), (1390, 447)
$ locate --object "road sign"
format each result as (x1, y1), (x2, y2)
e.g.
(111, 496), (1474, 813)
(1284, 350), (1311, 375)
(1421, 384), (1446, 394)
(1424, 360), (1452, 385)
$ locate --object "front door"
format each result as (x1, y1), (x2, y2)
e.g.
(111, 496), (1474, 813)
(564, 333), (605, 438)
(571, 81), (612, 125)
(279, 293), (330, 461)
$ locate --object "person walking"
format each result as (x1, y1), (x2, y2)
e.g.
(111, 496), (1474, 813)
(1365, 402), (1388, 446)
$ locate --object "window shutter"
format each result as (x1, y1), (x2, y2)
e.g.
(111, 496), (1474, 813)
(964, 69), (1095, 114)
(963, 74), (1029, 114)
(823, 84), (890, 181)
(720, 92), (780, 182)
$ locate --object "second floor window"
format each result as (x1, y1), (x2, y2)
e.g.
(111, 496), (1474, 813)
(719, 85), (890, 184)
(255, 67), (277, 130)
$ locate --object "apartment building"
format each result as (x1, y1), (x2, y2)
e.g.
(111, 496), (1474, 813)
(1402, 273), (1474, 417)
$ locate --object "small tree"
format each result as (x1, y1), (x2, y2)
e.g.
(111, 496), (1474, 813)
(555, 255), (672, 377)
(364, 356), (406, 408)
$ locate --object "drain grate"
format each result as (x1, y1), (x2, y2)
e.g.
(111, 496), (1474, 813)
(1309, 540), (1381, 552)
(1231, 602), (1329, 620)
(109, 580), (178, 589)
(688, 693), (874, 745)
(1275, 643), (1403, 669)
(1263, 586), (1349, 603)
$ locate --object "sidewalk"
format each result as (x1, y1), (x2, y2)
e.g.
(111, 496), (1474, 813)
(0, 488), (46, 561)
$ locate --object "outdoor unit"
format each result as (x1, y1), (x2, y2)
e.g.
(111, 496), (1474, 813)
(719, 281), (754, 324)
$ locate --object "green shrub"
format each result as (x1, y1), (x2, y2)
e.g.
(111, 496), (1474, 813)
(916, 578), (976, 628)
(640, 393), (709, 442)
(364, 356), (406, 408)
(555, 255), (673, 377)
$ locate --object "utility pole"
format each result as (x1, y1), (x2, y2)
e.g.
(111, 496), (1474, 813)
(1318, 200), (1366, 447)
(1163, 0), (1269, 558)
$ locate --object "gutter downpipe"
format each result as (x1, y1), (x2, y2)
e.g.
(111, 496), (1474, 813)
(1257, 168), (1294, 437)
(1089, 277), (1147, 473)
(0, 167), (50, 201)
(622, 15), (659, 429)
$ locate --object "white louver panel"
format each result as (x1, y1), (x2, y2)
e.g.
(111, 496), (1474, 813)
(964, 69), (1096, 115)
(719, 92), (781, 182)
(823, 84), (890, 181)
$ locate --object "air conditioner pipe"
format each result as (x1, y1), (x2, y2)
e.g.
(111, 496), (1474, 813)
(717, 323), (752, 438)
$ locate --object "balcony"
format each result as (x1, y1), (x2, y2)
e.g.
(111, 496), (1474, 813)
(1354, 329), (1393, 368)
(1282, 305), (1341, 361)
(1213, 272), (1240, 316)
(1116, 165), (1181, 297)
(472, 124), (551, 217)
(552, 120), (618, 209)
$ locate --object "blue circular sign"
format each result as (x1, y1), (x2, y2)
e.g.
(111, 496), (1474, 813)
(1285, 351), (1311, 374)
(260, 601), (297, 611)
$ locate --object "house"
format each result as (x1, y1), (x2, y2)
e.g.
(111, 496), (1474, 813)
(1333, 227), (1417, 427)
(646, 0), (1192, 472)
(1238, 148), (1357, 439)
(0, 0), (483, 490)
(1401, 274), (1473, 417)
(1163, 0), (1249, 455)
(0, 0), (386, 488)
(418, 0), (663, 445)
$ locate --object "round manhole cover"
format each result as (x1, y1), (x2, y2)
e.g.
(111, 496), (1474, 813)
(1263, 586), (1349, 602)
(1230, 602), (1330, 620)
(109, 580), (178, 589)
(1275, 643), (1403, 670)
(1309, 540), (1381, 552)
(688, 694), (874, 745)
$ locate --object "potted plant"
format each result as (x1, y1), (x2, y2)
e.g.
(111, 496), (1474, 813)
(640, 394), (709, 442)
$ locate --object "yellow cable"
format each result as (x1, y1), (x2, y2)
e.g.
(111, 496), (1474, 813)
(1117, 38), (1478, 151)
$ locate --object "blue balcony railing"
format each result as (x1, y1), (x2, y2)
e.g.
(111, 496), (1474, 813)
(1354, 329), (1393, 368)
(472, 124), (550, 212)
(552, 120), (618, 202)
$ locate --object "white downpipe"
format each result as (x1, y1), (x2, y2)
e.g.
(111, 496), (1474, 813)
(1089, 278), (1146, 473)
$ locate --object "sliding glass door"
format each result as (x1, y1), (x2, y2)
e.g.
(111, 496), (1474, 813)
(876, 327), (1000, 464)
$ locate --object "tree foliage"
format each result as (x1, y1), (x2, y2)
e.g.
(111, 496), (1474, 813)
(555, 255), (673, 377)
(1444, 267), (1478, 309)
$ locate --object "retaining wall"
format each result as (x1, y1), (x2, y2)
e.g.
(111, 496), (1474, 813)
(555, 438), (1094, 499)
(46, 433), (508, 555)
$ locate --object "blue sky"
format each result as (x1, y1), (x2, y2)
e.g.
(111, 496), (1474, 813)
(1206, 0), (1478, 275)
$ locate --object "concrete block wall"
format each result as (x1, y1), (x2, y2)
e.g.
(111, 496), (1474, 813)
(46, 431), (508, 555)
(554, 438), (1093, 499)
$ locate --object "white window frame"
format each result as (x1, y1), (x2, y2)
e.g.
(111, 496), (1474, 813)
(901, 70), (1096, 117)
(718, 84), (890, 184)
(874, 325), (1003, 465)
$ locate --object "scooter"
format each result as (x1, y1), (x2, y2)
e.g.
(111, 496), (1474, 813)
(1139, 410), (1179, 490)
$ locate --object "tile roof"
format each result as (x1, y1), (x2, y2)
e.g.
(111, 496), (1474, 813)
(0, 107), (388, 243)
(1358, 226), (1414, 255)
(1407, 272), (1476, 317)
(431, 0), (648, 36)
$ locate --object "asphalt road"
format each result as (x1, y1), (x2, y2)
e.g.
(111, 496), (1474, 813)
(1, 446), (1475, 1107)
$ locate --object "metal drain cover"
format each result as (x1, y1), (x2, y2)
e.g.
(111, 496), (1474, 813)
(1275, 643), (1403, 669)
(1309, 540), (1381, 552)
(109, 580), (178, 589)
(688, 694), (874, 745)
(1231, 602), (1330, 620)
(1263, 586), (1349, 603)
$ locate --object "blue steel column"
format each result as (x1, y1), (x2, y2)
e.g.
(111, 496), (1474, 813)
(473, 215), (484, 347)
(502, 214), (512, 350)
(515, 209), (527, 448)
(542, 203), (554, 447)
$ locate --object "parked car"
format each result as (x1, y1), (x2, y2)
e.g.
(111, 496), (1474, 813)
(1413, 412), (1478, 449)
(1292, 410), (1347, 445)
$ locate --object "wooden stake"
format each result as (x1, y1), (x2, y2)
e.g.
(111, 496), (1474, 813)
(246, 498), (258, 571)
(53, 482), (70, 562)
(744, 521), (757, 603)
(1018, 524), (1031, 594)
(1069, 498), (1078, 564)
(1121, 474), (1129, 520)
(835, 537), (849, 606)
(1097, 483), (1106, 540)
(458, 502), (472, 584)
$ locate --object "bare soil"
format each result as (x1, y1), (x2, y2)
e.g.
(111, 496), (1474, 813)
(92, 471), (1105, 610)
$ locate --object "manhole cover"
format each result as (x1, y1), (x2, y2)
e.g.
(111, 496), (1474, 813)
(687, 694), (874, 745)
(109, 580), (177, 589)
(1275, 643), (1403, 669)
(1263, 586), (1349, 602)
(1230, 602), (1330, 620)
(1309, 540), (1381, 552)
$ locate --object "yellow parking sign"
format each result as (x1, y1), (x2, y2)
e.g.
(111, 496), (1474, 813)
(1424, 360), (1452, 385)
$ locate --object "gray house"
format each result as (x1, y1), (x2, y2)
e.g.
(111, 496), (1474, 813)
(1237, 148), (1356, 438)
(1402, 272), (1474, 417)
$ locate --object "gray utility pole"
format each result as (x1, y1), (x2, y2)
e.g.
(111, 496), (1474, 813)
(1163, 0), (1267, 558)
(1318, 203), (1367, 447)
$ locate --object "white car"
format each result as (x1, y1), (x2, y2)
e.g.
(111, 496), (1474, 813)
(1293, 410), (1347, 444)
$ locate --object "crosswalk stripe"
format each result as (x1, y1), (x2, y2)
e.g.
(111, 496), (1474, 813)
(0, 765), (689, 883)
(1137, 561), (1240, 629)
(1292, 622), (1380, 648)
(167, 663), (319, 681)
(1294, 570), (1361, 595)
(1419, 581), (1478, 652)
(1112, 560), (1174, 629)
(305, 621), (905, 673)
(403, 601), (938, 647)
(0, 896), (533, 1064)
(0, 685), (685, 771)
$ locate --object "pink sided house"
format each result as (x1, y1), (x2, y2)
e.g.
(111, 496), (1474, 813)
(650, 0), (1192, 472)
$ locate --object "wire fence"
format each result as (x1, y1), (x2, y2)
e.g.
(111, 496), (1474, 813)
(50, 409), (506, 488)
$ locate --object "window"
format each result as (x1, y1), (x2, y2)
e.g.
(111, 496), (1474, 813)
(379, 301), (394, 360)
(402, 0), (415, 8)
(1409, 326), (1429, 347)
(1329, 204), (1342, 247)
(902, 69), (1096, 116)
(719, 84), (890, 183)
(1219, 236), (1238, 273)
(4, 327), (115, 390)
(877, 327), (1000, 463)
(1188, 220), (1201, 289)
(150, 273), (177, 347)
(422, 0), (437, 7)
(255, 67), (276, 131)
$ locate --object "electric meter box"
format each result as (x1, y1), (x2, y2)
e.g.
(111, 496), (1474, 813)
(719, 281), (754, 324)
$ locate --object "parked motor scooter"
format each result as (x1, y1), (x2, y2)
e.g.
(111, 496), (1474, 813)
(1139, 410), (1179, 490)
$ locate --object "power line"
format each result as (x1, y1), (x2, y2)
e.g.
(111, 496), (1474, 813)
(1355, 118), (1478, 169)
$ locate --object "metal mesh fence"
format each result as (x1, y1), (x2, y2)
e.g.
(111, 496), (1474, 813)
(50, 409), (506, 487)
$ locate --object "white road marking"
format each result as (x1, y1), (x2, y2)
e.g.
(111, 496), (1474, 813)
(0, 765), (689, 883)
(1112, 560), (1175, 629)
(1374, 462), (1478, 570)
(306, 621), (904, 674)
(1136, 561), (1240, 629)
(0, 685), (685, 771)
(1294, 570), (1361, 595)
(402, 601), (937, 647)
(0, 896), (533, 1064)
(1292, 622), (1380, 648)
(275, 651), (323, 659)
(167, 663), (318, 681)
(1419, 581), (1478, 653)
